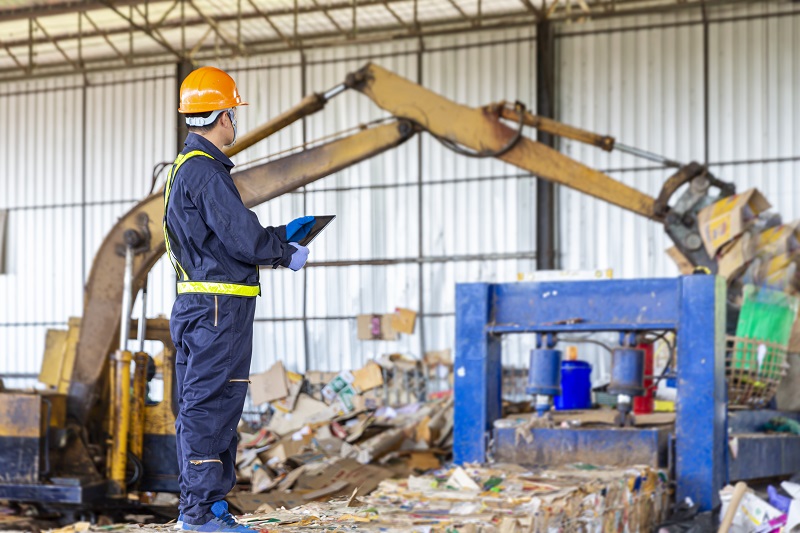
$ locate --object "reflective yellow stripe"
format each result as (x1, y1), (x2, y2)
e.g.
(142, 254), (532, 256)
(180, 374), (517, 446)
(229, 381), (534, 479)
(189, 459), (223, 466)
(177, 281), (260, 297)
(163, 150), (214, 282)
(162, 219), (189, 280)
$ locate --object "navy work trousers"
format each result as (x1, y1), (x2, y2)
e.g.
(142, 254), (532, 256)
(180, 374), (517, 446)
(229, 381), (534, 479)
(170, 293), (256, 526)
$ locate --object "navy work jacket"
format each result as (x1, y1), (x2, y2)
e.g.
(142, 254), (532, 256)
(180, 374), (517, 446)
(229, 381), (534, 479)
(165, 133), (294, 287)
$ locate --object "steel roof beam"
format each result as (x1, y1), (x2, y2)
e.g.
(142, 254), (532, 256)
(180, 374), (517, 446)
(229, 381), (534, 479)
(0, 0), (153, 22)
(83, 11), (130, 62)
(0, 0), (412, 49)
(99, 0), (183, 59)
(32, 17), (82, 71)
(0, 0), (767, 81)
(187, 0), (244, 55)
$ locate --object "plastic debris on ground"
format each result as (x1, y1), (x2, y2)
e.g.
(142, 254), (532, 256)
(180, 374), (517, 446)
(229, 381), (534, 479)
(714, 481), (800, 533)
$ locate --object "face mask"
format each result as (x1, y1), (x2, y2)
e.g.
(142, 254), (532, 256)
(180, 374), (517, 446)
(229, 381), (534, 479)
(225, 108), (237, 147)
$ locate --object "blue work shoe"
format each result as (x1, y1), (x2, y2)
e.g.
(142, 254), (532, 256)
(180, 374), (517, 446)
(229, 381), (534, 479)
(181, 501), (252, 532)
(174, 513), (183, 529)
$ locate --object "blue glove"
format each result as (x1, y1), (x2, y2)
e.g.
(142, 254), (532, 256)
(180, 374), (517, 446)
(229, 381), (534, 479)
(286, 216), (316, 242)
(288, 243), (309, 271)
(768, 485), (791, 513)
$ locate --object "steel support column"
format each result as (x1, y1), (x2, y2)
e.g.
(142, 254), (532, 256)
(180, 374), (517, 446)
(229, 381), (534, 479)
(176, 59), (193, 154)
(453, 283), (502, 464)
(676, 274), (727, 510)
(536, 19), (556, 270)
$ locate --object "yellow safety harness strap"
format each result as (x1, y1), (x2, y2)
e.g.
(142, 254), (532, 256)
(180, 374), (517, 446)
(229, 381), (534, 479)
(177, 281), (261, 297)
(164, 149), (261, 298)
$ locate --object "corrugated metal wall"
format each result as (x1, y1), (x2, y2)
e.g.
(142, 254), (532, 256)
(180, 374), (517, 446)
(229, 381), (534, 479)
(0, 66), (177, 389)
(0, 75), (84, 390)
(0, 4), (798, 391)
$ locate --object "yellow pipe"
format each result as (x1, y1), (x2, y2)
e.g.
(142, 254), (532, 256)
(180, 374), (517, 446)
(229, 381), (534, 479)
(130, 352), (148, 462)
(110, 349), (133, 496)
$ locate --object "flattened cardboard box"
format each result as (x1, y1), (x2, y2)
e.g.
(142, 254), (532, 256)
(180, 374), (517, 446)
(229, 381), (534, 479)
(697, 188), (771, 257)
(249, 361), (289, 406)
(297, 458), (393, 496)
(260, 436), (307, 463)
(272, 371), (303, 413)
(757, 221), (800, 256)
(717, 232), (757, 280)
(353, 388), (385, 411)
(351, 362), (384, 392)
(758, 252), (799, 290)
(390, 308), (417, 335)
(321, 371), (355, 403)
(356, 314), (397, 340)
(267, 394), (336, 436)
(424, 349), (453, 367)
(306, 370), (337, 386)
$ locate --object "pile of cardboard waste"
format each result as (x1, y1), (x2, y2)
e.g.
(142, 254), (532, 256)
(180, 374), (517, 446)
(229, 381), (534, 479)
(230, 353), (454, 514)
(44, 464), (666, 532)
(222, 359), (668, 532)
(667, 187), (800, 353)
(222, 463), (669, 532)
(667, 188), (800, 294)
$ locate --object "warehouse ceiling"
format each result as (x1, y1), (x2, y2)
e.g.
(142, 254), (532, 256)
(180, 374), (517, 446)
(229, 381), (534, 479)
(0, 0), (767, 80)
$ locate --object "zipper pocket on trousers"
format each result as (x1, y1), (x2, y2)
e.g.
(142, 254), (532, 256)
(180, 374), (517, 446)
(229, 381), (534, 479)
(228, 379), (251, 384)
(214, 295), (218, 327)
(189, 459), (223, 466)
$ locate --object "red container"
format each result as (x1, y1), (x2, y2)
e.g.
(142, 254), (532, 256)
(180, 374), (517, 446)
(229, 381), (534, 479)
(633, 343), (654, 414)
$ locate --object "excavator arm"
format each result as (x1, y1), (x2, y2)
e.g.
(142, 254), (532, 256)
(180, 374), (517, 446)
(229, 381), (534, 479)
(346, 63), (734, 247)
(68, 62), (730, 425)
(349, 64), (660, 219)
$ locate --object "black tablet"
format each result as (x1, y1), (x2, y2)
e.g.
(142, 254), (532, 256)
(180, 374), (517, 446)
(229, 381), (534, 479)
(297, 215), (336, 246)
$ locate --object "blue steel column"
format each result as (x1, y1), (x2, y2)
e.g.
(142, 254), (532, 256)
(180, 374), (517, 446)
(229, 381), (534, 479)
(454, 283), (502, 464)
(676, 275), (727, 511)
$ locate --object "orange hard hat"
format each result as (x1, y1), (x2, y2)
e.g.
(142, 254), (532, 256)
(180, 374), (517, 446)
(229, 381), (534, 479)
(178, 66), (247, 114)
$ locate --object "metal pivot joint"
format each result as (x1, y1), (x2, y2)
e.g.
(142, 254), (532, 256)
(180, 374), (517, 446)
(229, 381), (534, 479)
(115, 213), (151, 258)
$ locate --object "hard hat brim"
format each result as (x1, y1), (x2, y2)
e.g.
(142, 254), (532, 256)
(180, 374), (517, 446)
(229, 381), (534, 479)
(178, 100), (248, 114)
